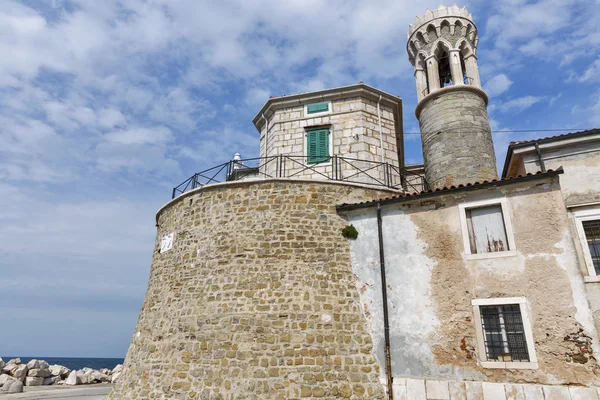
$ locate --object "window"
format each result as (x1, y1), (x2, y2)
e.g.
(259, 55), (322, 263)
(582, 220), (600, 274)
(573, 207), (600, 281)
(472, 298), (538, 369)
(305, 102), (330, 115)
(306, 128), (330, 164)
(459, 198), (516, 259)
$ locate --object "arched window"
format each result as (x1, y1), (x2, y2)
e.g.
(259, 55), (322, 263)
(434, 42), (453, 87)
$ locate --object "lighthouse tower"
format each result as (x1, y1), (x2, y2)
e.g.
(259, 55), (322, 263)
(407, 4), (497, 189)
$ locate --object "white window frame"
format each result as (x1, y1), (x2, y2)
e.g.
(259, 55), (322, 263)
(303, 101), (332, 118)
(572, 206), (600, 282)
(304, 126), (334, 165)
(472, 297), (538, 370)
(458, 198), (517, 260)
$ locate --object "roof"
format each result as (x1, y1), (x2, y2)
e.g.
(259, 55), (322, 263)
(252, 82), (402, 129)
(502, 128), (600, 178)
(509, 128), (600, 146)
(336, 168), (564, 212)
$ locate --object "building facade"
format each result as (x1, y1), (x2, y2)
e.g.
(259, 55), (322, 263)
(109, 5), (600, 400)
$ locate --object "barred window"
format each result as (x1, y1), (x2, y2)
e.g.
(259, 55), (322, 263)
(582, 220), (600, 275)
(480, 304), (529, 362)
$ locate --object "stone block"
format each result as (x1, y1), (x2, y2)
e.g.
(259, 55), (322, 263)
(449, 381), (466, 400)
(570, 386), (599, 400)
(407, 378), (427, 400)
(505, 384), (525, 400)
(465, 381), (483, 400)
(426, 380), (450, 399)
(481, 383), (505, 400)
(543, 386), (570, 400)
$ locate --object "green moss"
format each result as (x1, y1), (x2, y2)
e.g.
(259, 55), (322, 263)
(341, 224), (358, 240)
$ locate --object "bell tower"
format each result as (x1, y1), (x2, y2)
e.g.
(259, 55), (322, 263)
(407, 4), (497, 189)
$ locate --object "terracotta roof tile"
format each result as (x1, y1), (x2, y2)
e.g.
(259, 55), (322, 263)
(337, 168), (563, 211)
(509, 128), (600, 146)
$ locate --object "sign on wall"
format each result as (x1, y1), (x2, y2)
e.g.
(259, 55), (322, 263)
(160, 233), (174, 253)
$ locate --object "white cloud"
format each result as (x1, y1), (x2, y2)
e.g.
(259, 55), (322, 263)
(498, 96), (546, 112)
(579, 57), (600, 83)
(484, 74), (513, 97)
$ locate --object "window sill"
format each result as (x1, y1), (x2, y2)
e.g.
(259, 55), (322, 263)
(465, 250), (518, 261)
(480, 361), (538, 370)
(584, 276), (600, 283)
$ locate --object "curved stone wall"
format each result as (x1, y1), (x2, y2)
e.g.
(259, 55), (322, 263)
(417, 87), (497, 189)
(108, 179), (397, 400)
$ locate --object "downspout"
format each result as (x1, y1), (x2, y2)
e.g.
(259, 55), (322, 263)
(534, 142), (546, 172)
(377, 95), (386, 165)
(377, 202), (394, 400)
(261, 113), (269, 155)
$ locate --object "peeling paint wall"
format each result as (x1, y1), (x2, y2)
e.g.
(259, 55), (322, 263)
(343, 177), (600, 387)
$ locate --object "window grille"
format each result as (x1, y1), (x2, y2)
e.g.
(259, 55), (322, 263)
(583, 220), (600, 275)
(479, 304), (529, 362)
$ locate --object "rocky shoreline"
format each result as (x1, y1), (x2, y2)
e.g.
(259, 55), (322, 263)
(0, 357), (121, 394)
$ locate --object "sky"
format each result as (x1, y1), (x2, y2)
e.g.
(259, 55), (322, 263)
(0, 0), (599, 358)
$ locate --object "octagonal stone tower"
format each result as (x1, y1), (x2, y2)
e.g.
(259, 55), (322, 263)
(407, 4), (497, 189)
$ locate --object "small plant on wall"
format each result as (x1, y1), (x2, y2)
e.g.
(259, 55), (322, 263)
(341, 224), (359, 240)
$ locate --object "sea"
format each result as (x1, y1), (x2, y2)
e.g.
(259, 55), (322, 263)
(2, 357), (124, 371)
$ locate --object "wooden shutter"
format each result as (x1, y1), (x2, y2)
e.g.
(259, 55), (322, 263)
(306, 102), (329, 114)
(467, 205), (509, 253)
(307, 129), (330, 164)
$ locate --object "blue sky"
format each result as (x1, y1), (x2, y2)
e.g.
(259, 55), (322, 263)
(0, 0), (598, 358)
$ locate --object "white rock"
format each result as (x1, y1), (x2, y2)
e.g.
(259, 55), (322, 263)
(9, 380), (24, 393)
(65, 370), (78, 386)
(0, 357), (4, 370)
(76, 371), (92, 384)
(112, 364), (123, 374)
(38, 360), (49, 369)
(1, 363), (16, 374)
(43, 376), (61, 385)
(28, 368), (51, 378)
(0, 374), (14, 386)
(90, 371), (110, 383)
(81, 367), (94, 375)
(111, 371), (121, 383)
(11, 364), (28, 382)
(100, 368), (111, 375)
(26, 359), (41, 369)
(25, 376), (44, 386)
(49, 364), (70, 378)
(8, 358), (21, 365)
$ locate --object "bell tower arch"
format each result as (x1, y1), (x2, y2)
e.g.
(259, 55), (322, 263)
(407, 4), (497, 188)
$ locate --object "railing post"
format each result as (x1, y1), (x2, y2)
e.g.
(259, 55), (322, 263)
(333, 155), (338, 181)
(172, 188), (176, 199)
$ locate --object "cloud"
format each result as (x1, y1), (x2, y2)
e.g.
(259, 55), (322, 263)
(578, 57), (600, 83)
(484, 74), (513, 97)
(497, 96), (546, 112)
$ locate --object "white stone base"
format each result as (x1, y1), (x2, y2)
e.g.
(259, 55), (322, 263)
(392, 378), (599, 400)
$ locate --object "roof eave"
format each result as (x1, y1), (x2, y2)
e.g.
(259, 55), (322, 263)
(337, 167), (564, 212)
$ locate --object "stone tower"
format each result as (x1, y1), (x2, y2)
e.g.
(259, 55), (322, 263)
(407, 4), (497, 189)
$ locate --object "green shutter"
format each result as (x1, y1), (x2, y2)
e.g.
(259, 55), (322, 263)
(307, 129), (330, 164)
(306, 102), (329, 114)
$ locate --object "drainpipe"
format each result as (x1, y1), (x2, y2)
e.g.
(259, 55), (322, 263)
(261, 113), (269, 156)
(377, 202), (394, 400)
(534, 142), (546, 172)
(377, 95), (386, 165)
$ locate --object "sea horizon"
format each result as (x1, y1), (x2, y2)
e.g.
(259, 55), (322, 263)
(1, 356), (125, 371)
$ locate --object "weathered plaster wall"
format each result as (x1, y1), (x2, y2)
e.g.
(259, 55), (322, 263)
(521, 141), (600, 206)
(417, 88), (497, 189)
(259, 96), (402, 186)
(343, 177), (600, 388)
(108, 180), (400, 400)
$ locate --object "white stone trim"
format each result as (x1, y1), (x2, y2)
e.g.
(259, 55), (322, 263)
(572, 206), (600, 278)
(471, 297), (538, 369)
(303, 101), (332, 118)
(458, 198), (517, 260)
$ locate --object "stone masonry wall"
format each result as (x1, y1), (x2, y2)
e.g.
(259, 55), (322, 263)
(259, 96), (402, 187)
(107, 180), (399, 400)
(418, 88), (497, 189)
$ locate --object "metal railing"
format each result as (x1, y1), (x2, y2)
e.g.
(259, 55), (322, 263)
(421, 76), (475, 97)
(171, 155), (429, 198)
